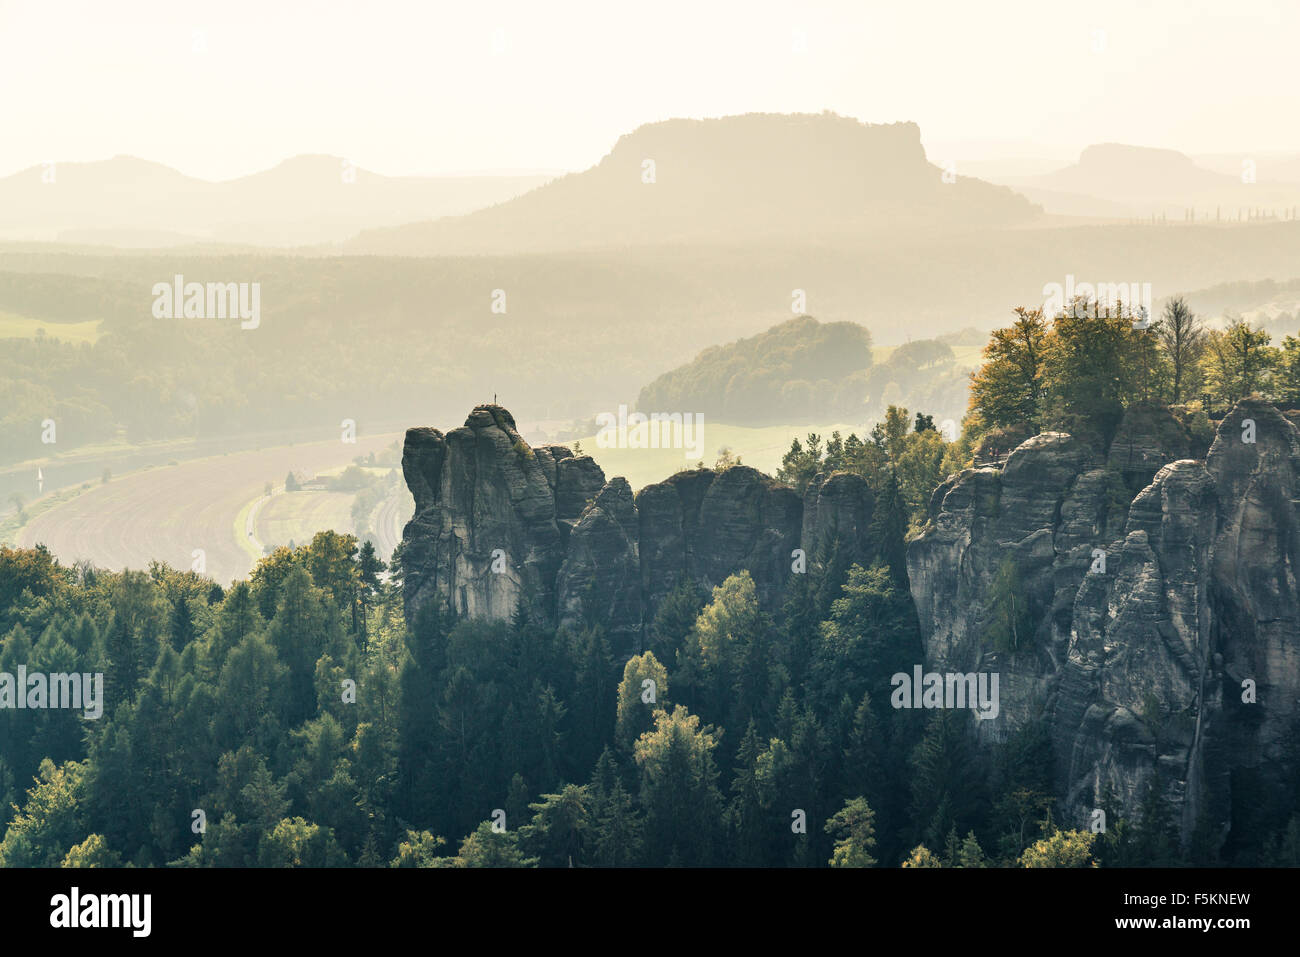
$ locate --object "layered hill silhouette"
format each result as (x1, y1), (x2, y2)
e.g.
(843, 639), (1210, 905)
(0, 155), (555, 247)
(1196, 152), (1300, 184)
(346, 113), (1042, 254)
(1037, 143), (1234, 197)
(993, 143), (1300, 218)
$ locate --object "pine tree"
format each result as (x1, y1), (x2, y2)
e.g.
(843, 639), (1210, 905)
(355, 540), (386, 648)
(587, 747), (644, 867)
(168, 596), (195, 652)
(943, 825), (962, 866)
(868, 470), (910, 587)
(727, 722), (769, 866)
(958, 831), (986, 867)
(633, 706), (724, 866)
(909, 709), (985, 851)
(825, 796), (878, 867)
(1133, 774), (1180, 866)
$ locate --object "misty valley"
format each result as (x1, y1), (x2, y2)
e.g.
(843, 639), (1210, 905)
(0, 22), (1298, 908)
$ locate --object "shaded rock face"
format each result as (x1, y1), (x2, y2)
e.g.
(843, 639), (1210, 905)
(402, 406), (865, 654)
(907, 398), (1300, 846)
(1204, 400), (1300, 842)
(556, 478), (641, 646)
(1053, 461), (1218, 832)
(635, 465), (804, 618)
(1106, 401), (1193, 493)
(400, 407), (564, 625)
(801, 471), (875, 565)
(906, 432), (1110, 742)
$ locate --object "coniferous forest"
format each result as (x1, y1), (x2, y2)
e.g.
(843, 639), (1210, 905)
(4, 298), (1299, 870)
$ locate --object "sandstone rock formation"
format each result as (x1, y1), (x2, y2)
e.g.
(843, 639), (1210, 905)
(401, 405), (868, 653)
(403, 400), (1298, 853)
(907, 397), (1300, 847)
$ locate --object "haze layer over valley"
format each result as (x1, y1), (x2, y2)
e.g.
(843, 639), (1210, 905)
(6, 108), (1300, 581)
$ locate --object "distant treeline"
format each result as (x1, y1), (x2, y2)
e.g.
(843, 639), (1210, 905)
(4, 231), (1300, 468)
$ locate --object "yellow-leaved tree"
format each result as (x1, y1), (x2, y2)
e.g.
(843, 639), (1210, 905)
(1018, 827), (1097, 867)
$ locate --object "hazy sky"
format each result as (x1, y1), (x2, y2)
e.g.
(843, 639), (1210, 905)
(1, 0), (1297, 180)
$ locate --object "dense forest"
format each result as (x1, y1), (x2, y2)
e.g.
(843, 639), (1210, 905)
(2, 295), (1299, 868)
(0, 515), (1237, 869)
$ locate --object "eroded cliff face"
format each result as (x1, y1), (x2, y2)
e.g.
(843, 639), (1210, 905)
(404, 401), (1297, 850)
(907, 398), (1300, 845)
(400, 407), (566, 627)
(401, 405), (869, 652)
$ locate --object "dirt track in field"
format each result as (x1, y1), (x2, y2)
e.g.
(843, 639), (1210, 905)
(371, 492), (410, 560)
(19, 433), (400, 586)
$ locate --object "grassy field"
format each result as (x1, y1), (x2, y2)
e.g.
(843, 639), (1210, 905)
(0, 483), (87, 547)
(572, 420), (862, 491)
(0, 311), (103, 344)
(17, 433), (401, 585)
(257, 491), (356, 549)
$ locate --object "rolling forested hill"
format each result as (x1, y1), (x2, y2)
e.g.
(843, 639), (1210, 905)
(636, 316), (974, 426)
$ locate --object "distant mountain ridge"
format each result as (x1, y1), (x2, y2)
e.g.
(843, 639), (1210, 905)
(347, 112), (1043, 255)
(1029, 142), (1235, 197)
(991, 142), (1300, 219)
(0, 155), (555, 247)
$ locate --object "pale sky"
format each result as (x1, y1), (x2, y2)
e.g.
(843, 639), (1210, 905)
(1, 0), (1296, 180)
